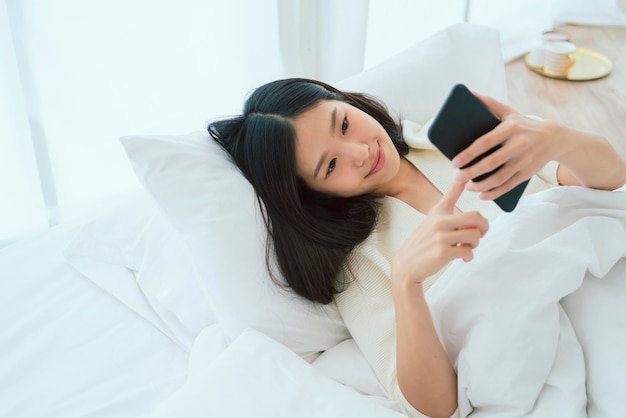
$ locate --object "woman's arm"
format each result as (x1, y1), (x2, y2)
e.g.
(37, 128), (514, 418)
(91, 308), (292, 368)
(552, 125), (626, 189)
(391, 180), (488, 418)
(392, 281), (457, 418)
(451, 94), (626, 200)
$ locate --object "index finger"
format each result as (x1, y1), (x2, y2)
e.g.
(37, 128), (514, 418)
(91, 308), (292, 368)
(433, 178), (467, 214)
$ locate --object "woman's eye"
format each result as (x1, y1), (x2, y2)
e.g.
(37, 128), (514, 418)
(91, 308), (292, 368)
(341, 116), (348, 135)
(327, 158), (336, 175)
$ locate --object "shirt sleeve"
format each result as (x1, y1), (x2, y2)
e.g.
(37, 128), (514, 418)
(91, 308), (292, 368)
(334, 246), (458, 418)
(536, 160), (560, 186)
(523, 160), (560, 196)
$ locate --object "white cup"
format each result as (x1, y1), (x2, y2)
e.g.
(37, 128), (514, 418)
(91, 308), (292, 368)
(544, 41), (576, 76)
(527, 44), (545, 68)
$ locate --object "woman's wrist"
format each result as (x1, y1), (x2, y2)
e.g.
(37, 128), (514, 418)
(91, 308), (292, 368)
(390, 260), (428, 288)
(545, 120), (575, 162)
(547, 121), (626, 189)
(391, 276), (425, 302)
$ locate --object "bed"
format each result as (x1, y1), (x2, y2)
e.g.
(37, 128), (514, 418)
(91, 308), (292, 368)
(0, 195), (189, 418)
(2, 23), (625, 418)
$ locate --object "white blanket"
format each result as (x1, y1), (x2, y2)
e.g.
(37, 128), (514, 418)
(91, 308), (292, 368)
(426, 186), (626, 417)
(144, 325), (406, 418)
(144, 186), (625, 418)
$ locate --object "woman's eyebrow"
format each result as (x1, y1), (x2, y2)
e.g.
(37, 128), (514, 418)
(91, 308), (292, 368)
(313, 107), (337, 180)
(313, 151), (328, 179)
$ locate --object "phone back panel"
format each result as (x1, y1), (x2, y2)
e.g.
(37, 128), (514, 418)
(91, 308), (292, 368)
(427, 84), (529, 212)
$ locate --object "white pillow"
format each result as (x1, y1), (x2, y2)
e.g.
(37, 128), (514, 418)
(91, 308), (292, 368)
(121, 22), (509, 360)
(122, 130), (349, 361)
(63, 190), (214, 350)
(311, 338), (397, 408)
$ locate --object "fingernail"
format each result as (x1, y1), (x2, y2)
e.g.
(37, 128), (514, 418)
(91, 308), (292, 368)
(455, 171), (466, 182)
(452, 158), (462, 168)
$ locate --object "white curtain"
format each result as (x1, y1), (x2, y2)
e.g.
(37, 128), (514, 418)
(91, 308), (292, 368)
(2, 0), (624, 247)
(364, 0), (468, 70)
(1, 0), (48, 246)
(278, 0), (369, 83)
(0, 0), (289, 246)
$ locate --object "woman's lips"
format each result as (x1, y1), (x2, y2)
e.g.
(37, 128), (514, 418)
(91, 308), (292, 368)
(368, 143), (385, 176)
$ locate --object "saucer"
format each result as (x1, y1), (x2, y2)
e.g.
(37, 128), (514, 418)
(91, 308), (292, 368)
(524, 47), (612, 81)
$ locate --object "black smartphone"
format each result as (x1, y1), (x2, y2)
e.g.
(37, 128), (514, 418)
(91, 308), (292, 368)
(427, 84), (528, 212)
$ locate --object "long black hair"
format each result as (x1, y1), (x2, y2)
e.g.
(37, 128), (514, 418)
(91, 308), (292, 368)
(208, 78), (408, 304)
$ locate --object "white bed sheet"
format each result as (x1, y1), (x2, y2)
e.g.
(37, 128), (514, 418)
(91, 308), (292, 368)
(0, 219), (189, 418)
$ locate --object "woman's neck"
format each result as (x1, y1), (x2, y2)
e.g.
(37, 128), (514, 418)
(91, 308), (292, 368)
(384, 157), (453, 214)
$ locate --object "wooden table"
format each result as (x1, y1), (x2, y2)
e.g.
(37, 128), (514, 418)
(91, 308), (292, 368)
(505, 24), (626, 160)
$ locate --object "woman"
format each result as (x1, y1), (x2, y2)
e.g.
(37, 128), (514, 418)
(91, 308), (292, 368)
(208, 78), (625, 418)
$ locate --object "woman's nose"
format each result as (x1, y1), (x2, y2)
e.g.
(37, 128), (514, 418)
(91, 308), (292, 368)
(344, 143), (369, 167)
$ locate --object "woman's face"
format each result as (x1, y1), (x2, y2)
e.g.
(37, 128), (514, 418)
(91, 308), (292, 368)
(292, 100), (401, 197)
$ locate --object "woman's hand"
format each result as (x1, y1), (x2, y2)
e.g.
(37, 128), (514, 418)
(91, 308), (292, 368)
(391, 179), (489, 287)
(453, 93), (626, 196)
(451, 93), (562, 200)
